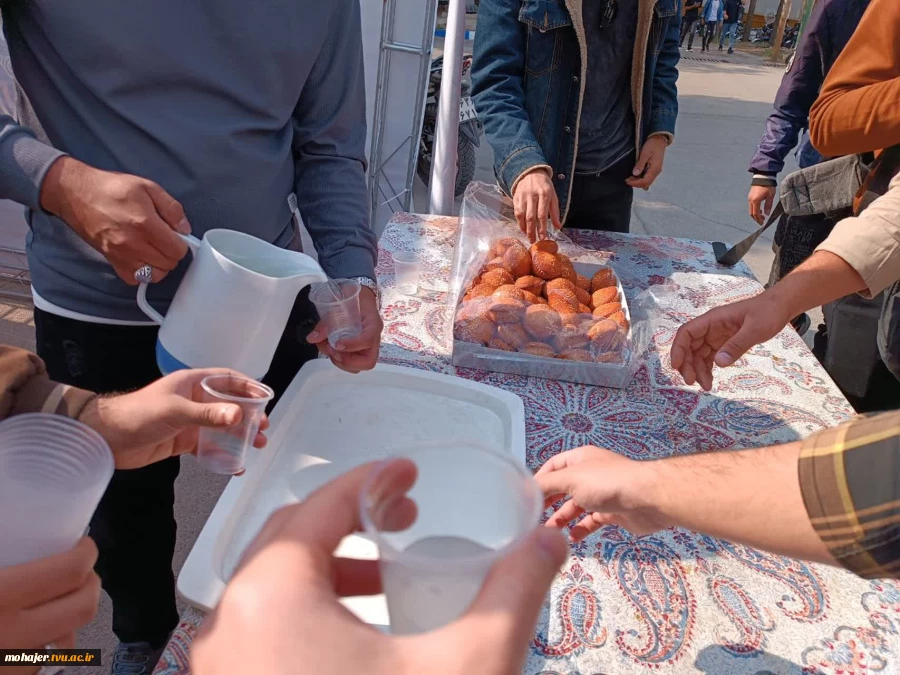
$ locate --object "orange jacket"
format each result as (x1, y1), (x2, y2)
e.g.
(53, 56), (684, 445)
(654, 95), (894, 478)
(0, 346), (95, 420)
(809, 0), (900, 156)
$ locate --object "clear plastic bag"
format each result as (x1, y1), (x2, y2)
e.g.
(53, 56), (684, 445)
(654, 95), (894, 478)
(447, 182), (658, 388)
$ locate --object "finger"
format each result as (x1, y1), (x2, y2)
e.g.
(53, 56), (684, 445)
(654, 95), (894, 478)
(143, 218), (190, 268)
(143, 180), (191, 234)
(537, 192), (549, 240)
(333, 349), (378, 374)
(715, 323), (762, 368)
(764, 192), (774, 217)
(632, 150), (650, 179)
(332, 558), (383, 597)
(525, 195), (537, 243)
(569, 513), (613, 542)
(18, 572), (100, 648)
(698, 351), (717, 392)
(113, 263), (170, 286)
(513, 195), (528, 235)
(625, 175), (652, 190)
(534, 465), (579, 501)
(0, 538), (98, 608)
(534, 450), (577, 477)
(670, 319), (707, 370)
(545, 499), (586, 528)
(334, 323), (379, 354)
(172, 399), (244, 429)
(452, 528), (567, 662)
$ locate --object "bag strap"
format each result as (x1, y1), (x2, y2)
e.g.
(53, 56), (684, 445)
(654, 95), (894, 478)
(854, 145), (900, 215)
(714, 202), (784, 267)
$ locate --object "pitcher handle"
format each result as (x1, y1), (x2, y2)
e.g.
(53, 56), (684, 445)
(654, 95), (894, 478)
(136, 234), (202, 324)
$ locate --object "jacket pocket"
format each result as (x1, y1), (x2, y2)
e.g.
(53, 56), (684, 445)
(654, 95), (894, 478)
(518, 0), (572, 76)
(651, 0), (678, 55)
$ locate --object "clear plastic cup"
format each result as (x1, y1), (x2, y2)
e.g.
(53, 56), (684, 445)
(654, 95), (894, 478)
(0, 414), (114, 567)
(360, 442), (542, 635)
(392, 252), (421, 295)
(196, 375), (274, 475)
(309, 279), (364, 348)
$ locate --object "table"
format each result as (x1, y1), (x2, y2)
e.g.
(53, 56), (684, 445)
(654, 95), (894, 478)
(154, 213), (900, 675)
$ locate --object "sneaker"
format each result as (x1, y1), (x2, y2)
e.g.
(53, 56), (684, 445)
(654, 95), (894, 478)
(687, 47), (693, 51)
(728, 47), (734, 54)
(111, 641), (166, 675)
(790, 313), (811, 337)
(718, 44), (723, 50)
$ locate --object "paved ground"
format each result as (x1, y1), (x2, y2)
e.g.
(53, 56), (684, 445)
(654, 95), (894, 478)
(0, 50), (804, 673)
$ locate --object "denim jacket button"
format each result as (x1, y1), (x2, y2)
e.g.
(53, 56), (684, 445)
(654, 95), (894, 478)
(572, 75), (579, 83)
(564, 126), (572, 134)
(557, 173), (566, 180)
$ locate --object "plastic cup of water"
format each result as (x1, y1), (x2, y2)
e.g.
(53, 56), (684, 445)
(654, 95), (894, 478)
(309, 279), (364, 348)
(196, 375), (274, 475)
(392, 252), (421, 295)
(360, 442), (542, 635)
(0, 413), (115, 568)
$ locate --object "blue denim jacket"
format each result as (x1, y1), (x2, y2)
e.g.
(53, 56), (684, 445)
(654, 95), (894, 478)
(471, 0), (681, 221)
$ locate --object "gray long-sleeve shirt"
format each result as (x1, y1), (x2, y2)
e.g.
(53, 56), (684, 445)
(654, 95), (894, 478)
(0, 0), (376, 322)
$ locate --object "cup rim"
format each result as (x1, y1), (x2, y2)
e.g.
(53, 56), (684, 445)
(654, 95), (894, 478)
(201, 375), (275, 404)
(358, 441), (542, 568)
(391, 251), (420, 264)
(309, 279), (362, 307)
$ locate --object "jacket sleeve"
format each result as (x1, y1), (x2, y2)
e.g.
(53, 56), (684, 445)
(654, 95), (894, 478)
(815, 173), (900, 298)
(809, 0), (900, 157)
(471, 0), (550, 195)
(0, 346), (96, 420)
(748, 1), (831, 176)
(291, 0), (377, 281)
(648, 12), (680, 141)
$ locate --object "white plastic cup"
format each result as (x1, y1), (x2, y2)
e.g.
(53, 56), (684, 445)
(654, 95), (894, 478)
(392, 252), (421, 295)
(0, 414), (114, 567)
(309, 279), (364, 348)
(196, 375), (274, 475)
(360, 442), (542, 635)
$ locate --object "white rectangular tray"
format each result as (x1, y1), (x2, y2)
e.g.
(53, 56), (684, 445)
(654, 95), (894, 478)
(177, 360), (526, 626)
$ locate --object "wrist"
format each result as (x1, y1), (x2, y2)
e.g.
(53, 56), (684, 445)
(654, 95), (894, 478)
(621, 460), (675, 528)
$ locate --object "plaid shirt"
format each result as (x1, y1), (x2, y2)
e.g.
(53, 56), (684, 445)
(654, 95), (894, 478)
(800, 411), (900, 579)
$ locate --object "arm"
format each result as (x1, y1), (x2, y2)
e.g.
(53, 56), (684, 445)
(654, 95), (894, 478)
(0, 346), (95, 419)
(748, 0), (831, 176)
(0, 112), (66, 210)
(291, 0), (377, 281)
(670, 249), (866, 390)
(536, 440), (836, 567)
(809, 0), (900, 156)
(815, 173), (900, 298)
(470, 0), (549, 195)
(647, 11), (681, 143)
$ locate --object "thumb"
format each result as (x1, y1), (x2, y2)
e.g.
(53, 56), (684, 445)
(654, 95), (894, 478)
(144, 180), (191, 234)
(454, 528), (567, 654)
(714, 325), (760, 367)
(632, 148), (651, 177)
(173, 400), (243, 429)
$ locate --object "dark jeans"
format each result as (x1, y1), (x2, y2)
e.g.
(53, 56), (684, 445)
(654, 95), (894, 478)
(33, 290), (319, 648)
(679, 19), (698, 48)
(566, 154), (635, 233)
(701, 20), (718, 50)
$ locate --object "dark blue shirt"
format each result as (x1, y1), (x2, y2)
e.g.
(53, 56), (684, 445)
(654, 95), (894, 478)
(575, 0), (639, 175)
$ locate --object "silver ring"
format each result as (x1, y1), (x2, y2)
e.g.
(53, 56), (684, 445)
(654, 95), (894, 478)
(134, 264), (153, 283)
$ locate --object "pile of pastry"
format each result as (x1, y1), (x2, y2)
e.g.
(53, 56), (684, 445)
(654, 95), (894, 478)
(453, 238), (629, 364)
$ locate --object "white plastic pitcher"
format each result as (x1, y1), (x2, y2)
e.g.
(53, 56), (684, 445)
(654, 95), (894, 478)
(137, 230), (328, 379)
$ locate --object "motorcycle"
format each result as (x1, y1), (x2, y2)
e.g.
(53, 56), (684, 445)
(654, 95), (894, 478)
(417, 55), (483, 198)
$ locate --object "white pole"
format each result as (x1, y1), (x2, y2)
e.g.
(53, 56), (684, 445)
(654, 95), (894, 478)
(429, 0), (466, 216)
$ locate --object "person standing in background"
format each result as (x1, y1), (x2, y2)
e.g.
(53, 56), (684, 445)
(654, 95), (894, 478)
(680, 0), (703, 50)
(718, 0), (742, 53)
(0, 1), (382, 672)
(747, 0), (870, 334)
(701, 0), (724, 52)
(471, 0), (681, 240)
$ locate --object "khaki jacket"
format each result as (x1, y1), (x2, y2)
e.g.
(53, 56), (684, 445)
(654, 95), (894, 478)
(0, 346), (95, 420)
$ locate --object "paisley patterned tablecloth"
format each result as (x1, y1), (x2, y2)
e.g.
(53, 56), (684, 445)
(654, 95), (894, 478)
(155, 214), (900, 675)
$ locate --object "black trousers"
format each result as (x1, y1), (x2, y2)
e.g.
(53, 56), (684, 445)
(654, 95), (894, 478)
(565, 154), (635, 233)
(33, 290), (319, 648)
(679, 19), (698, 48)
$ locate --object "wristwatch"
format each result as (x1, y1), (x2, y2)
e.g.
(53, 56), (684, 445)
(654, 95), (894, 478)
(353, 276), (381, 309)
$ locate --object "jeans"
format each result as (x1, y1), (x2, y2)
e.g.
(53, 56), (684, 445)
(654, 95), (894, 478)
(701, 19), (719, 50)
(566, 154), (635, 233)
(719, 21), (739, 49)
(679, 19), (698, 49)
(33, 290), (320, 648)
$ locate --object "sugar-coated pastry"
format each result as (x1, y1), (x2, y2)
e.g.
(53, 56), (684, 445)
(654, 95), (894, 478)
(575, 274), (592, 291)
(503, 245), (532, 277)
(523, 304), (562, 340)
(522, 342), (557, 358)
(497, 323), (530, 349)
(491, 237), (522, 258)
(591, 287), (619, 307)
(560, 348), (593, 362)
(530, 239), (559, 255)
(545, 278), (576, 295)
(515, 275), (545, 296)
(454, 315), (494, 345)
(481, 268), (515, 289)
(531, 251), (563, 280)
(487, 338), (515, 352)
(489, 297), (527, 324)
(592, 301), (622, 319)
(590, 268), (616, 292)
(547, 288), (580, 315)
(574, 287), (592, 307)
